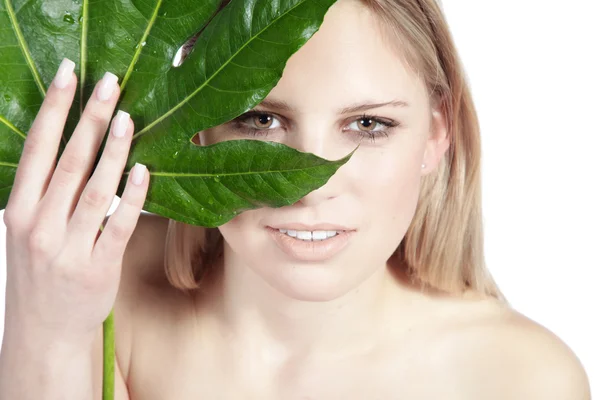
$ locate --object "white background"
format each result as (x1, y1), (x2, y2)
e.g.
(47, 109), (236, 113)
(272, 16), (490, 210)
(1, 0), (598, 395)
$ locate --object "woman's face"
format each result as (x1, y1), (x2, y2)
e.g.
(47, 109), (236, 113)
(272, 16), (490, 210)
(197, 0), (448, 301)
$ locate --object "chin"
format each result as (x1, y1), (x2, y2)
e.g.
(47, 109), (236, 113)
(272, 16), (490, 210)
(262, 264), (359, 302)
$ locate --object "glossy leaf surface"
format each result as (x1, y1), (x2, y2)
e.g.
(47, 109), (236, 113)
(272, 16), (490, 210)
(0, 0), (353, 227)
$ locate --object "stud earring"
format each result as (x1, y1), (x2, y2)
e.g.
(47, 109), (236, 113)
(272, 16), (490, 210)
(421, 164), (426, 169)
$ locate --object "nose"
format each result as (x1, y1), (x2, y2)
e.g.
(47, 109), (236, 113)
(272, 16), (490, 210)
(284, 127), (350, 207)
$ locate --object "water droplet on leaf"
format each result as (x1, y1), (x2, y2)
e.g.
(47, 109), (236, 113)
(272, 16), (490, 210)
(142, 41), (146, 46)
(172, 151), (179, 159)
(78, 15), (83, 23)
(63, 12), (74, 24)
(3, 94), (11, 102)
(214, 176), (220, 182)
(208, 198), (214, 205)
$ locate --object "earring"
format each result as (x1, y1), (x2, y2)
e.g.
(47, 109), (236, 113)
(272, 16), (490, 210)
(421, 164), (426, 169)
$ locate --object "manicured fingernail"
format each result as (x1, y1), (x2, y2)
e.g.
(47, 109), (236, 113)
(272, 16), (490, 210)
(97, 71), (118, 102)
(53, 58), (75, 89)
(131, 163), (146, 185)
(112, 110), (129, 138)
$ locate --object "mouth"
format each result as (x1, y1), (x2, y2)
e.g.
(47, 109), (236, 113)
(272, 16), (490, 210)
(268, 227), (348, 241)
(266, 226), (355, 261)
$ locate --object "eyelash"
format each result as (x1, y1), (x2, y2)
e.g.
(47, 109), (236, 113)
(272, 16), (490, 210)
(231, 111), (400, 142)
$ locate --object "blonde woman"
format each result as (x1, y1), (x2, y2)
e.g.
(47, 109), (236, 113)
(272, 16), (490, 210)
(0, 0), (591, 398)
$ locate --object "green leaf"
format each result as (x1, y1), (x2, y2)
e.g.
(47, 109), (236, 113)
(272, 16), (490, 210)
(0, 0), (353, 229)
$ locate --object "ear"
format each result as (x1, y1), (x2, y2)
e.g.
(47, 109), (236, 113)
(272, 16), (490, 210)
(421, 95), (450, 175)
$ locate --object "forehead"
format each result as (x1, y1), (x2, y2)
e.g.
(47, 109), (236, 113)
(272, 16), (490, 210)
(264, 0), (426, 112)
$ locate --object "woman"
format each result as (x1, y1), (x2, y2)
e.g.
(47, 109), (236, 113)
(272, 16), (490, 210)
(0, 0), (591, 398)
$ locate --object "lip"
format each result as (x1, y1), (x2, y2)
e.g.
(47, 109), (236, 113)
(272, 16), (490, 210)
(267, 223), (356, 232)
(266, 226), (355, 261)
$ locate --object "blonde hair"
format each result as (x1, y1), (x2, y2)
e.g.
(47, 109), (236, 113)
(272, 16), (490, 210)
(163, 0), (508, 304)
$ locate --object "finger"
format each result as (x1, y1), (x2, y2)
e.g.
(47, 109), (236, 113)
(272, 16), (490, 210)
(7, 58), (76, 212)
(67, 111), (133, 248)
(38, 71), (120, 227)
(91, 162), (148, 267)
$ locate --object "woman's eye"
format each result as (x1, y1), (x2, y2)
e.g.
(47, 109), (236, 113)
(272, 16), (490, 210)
(347, 117), (388, 132)
(243, 113), (282, 131)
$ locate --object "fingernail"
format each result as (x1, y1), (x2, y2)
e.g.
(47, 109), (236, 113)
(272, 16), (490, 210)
(97, 71), (118, 102)
(112, 110), (129, 138)
(53, 58), (75, 89)
(131, 163), (146, 186)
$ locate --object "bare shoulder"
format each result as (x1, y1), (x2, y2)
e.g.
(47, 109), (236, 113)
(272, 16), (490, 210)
(431, 299), (591, 400)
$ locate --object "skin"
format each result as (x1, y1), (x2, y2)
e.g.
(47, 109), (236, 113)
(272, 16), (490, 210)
(93, 0), (590, 399)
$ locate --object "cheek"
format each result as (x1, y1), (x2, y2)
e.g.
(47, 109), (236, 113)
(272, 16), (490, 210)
(357, 147), (422, 197)
(355, 147), (423, 230)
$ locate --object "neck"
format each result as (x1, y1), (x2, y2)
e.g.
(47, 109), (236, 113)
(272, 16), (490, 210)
(203, 243), (408, 361)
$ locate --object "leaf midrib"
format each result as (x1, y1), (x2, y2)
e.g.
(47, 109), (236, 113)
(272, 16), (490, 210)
(3, 0), (64, 145)
(4, 0), (46, 98)
(120, 0), (163, 92)
(131, 0), (309, 141)
(123, 164), (340, 177)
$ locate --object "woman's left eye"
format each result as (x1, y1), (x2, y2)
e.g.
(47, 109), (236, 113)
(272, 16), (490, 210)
(232, 111), (399, 142)
(346, 116), (394, 136)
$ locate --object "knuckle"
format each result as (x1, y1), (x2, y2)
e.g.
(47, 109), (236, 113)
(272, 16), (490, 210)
(59, 151), (86, 175)
(120, 196), (141, 213)
(103, 141), (124, 162)
(85, 108), (108, 125)
(3, 209), (18, 230)
(3, 208), (27, 233)
(107, 222), (130, 243)
(22, 131), (43, 157)
(43, 89), (63, 109)
(28, 228), (55, 256)
(81, 187), (110, 209)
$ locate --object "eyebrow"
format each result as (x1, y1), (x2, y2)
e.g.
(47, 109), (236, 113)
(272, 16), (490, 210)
(253, 98), (410, 114)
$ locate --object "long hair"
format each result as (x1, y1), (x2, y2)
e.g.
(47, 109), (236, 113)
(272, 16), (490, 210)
(163, 0), (508, 304)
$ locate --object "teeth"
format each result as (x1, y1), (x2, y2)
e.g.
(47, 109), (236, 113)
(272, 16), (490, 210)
(278, 229), (341, 241)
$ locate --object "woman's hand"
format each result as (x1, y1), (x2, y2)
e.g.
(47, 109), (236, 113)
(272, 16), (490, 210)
(2, 58), (148, 344)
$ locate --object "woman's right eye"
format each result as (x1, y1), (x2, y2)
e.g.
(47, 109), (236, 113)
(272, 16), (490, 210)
(232, 111), (284, 136)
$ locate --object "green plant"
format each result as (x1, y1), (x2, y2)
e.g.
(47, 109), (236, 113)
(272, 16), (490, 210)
(1, 0), (353, 398)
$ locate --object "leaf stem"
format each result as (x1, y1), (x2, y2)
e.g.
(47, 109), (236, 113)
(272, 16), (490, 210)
(102, 311), (115, 400)
(98, 220), (115, 400)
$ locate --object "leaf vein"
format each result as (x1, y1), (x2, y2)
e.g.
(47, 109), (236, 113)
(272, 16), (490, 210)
(3, 0), (46, 97)
(120, 0), (163, 92)
(0, 113), (27, 140)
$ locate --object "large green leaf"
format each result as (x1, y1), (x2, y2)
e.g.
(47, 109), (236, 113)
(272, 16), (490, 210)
(0, 0), (353, 228)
